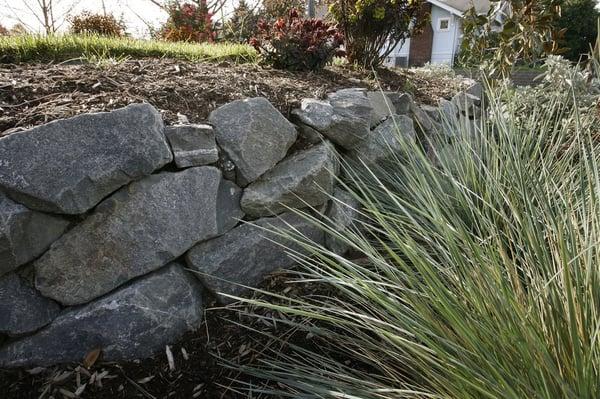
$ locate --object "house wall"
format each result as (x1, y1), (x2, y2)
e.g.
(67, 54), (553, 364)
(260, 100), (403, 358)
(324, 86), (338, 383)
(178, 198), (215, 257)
(430, 6), (462, 65)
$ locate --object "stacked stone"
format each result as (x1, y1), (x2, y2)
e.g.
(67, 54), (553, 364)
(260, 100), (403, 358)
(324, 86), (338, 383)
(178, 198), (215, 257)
(0, 82), (483, 368)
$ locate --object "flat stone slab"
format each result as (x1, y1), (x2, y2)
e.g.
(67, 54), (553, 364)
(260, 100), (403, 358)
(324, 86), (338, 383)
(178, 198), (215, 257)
(209, 97), (297, 186)
(347, 115), (416, 167)
(0, 264), (203, 368)
(34, 167), (243, 306)
(241, 142), (339, 218)
(1, 194), (69, 277)
(186, 213), (324, 304)
(0, 104), (172, 214)
(0, 272), (61, 336)
(165, 124), (219, 168)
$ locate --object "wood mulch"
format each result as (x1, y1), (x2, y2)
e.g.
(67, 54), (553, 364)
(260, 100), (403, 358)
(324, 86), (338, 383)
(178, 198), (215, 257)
(0, 58), (466, 136)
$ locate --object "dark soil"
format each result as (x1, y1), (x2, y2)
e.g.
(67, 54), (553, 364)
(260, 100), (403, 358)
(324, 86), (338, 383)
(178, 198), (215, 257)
(0, 58), (463, 135)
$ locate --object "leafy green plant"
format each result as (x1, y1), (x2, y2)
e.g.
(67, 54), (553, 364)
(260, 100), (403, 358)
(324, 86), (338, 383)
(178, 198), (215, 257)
(557, 0), (599, 62)
(327, 0), (427, 68)
(69, 12), (127, 37)
(459, 0), (565, 78)
(250, 9), (344, 71)
(232, 64), (600, 398)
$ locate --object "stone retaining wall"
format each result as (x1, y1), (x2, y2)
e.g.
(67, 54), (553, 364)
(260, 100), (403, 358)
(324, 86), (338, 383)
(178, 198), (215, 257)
(0, 84), (482, 368)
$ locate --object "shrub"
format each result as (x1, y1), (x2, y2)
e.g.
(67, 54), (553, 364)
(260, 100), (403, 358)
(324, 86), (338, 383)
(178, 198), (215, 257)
(235, 62), (600, 397)
(223, 0), (261, 43)
(160, 1), (215, 43)
(557, 0), (600, 62)
(261, 0), (306, 21)
(328, 0), (428, 68)
(69, 12), (126, 37)
(0, 24), (8, 36)
(250, 9), (344, 71)
(459, 0), (565, 77)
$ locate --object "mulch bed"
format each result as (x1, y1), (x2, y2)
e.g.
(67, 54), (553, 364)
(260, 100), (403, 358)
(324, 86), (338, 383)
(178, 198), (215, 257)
(0, 271), (330, 399)
(0, 58), (463, 136)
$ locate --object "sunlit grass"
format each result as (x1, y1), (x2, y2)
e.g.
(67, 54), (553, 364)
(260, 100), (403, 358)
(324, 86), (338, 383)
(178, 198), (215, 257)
(0, 34), (257, 64)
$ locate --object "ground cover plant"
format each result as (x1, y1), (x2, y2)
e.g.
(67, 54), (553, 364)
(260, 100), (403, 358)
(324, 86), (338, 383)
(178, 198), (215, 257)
(232, 61), (600, 397)
(0, 34), (256, 64)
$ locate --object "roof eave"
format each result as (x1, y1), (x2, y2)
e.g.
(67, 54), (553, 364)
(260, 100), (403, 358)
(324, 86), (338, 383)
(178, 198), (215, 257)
(426, 0), (465, 16)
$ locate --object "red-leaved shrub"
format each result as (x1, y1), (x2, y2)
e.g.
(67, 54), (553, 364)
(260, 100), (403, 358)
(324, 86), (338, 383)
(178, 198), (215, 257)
(250, 9), (344, 71)
(0, 24), (9, 36)
(160, 1), (215, 43)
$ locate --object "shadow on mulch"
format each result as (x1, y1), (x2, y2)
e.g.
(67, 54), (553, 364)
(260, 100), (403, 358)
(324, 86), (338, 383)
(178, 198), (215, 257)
(0, 271), (350, 399)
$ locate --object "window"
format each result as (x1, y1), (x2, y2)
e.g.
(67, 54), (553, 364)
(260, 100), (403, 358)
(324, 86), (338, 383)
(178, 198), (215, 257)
(438, 18), (450, 31)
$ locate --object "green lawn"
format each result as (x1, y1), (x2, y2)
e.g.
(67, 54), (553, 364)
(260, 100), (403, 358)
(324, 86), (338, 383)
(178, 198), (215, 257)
(0, 34), (257, 64)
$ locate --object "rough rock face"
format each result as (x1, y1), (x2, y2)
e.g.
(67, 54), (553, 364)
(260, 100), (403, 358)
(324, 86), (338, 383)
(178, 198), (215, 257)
(0, 272), (61, 336)
(325, 188), (361, 255)
(209, 97), (297, 186)
(451, 92), (482, 119)
(0, 194), (70, 277)
(186, 213), (324, 303)
(325, 89), (372, 149)
(292, 91), (372, 150)
(347, 115), (416, 167)
(367, 91), (396, 127)
(34, 167), (244, 306)
(0, 264), (203, 368)
(241, 142), (339, 218)
(165, 124), (219, 168)
(291, 99), (335, 132)
(0, 104), (172, 214)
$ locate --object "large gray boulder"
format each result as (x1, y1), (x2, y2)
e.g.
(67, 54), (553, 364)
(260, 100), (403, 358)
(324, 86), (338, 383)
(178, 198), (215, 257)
(241, 142), (339, 218)
(347, 115), (416, 167)
(367, 91), (396, 127)
(0, 104), (172, 214)
(34, 167), (243, 306)
(186, 213), (324, 304)
(209, 97), (297, 186)
(325, 89), (372, 149)
(325, 188), (361, 255)
(165, 124), (219, 168)
(0, 264), (203, 368)
(1, 194), (69, 277)
(292, 90), (372, 150)
(0, 272), (61, 336)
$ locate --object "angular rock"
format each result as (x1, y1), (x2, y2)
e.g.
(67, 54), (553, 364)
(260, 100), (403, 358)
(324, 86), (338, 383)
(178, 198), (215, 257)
(367, 91), (396, 128)
(186, 213), (324, 304)
(451, 92), (482, 118)
(347, 115), (415, 167)
(0, 194), (70, 276)
(466, 82), (483, 100)
(34, 167), (243, 306)
(388, 92), (414, 115)
(325, 188), (361, 255)
(0, 264), (203, 368)
(325, 89), (372, 149)
(241, 142), (339, 218)
(0, 272), (61, 336)
(209, 97), (297, 186)
(295, 123), (324, 144)
(165, 124), (219, 168)
(291, 99), (335, 132)
(0, 104), (172, 214)
(410, 102), (434, 133)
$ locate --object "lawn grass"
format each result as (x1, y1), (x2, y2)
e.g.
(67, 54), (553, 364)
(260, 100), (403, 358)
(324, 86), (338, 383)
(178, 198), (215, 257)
(0, 34), (257, 64)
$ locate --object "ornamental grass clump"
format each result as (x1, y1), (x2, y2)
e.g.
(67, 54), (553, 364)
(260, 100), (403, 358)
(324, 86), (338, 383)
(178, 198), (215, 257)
(232, 64), (600, 398)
